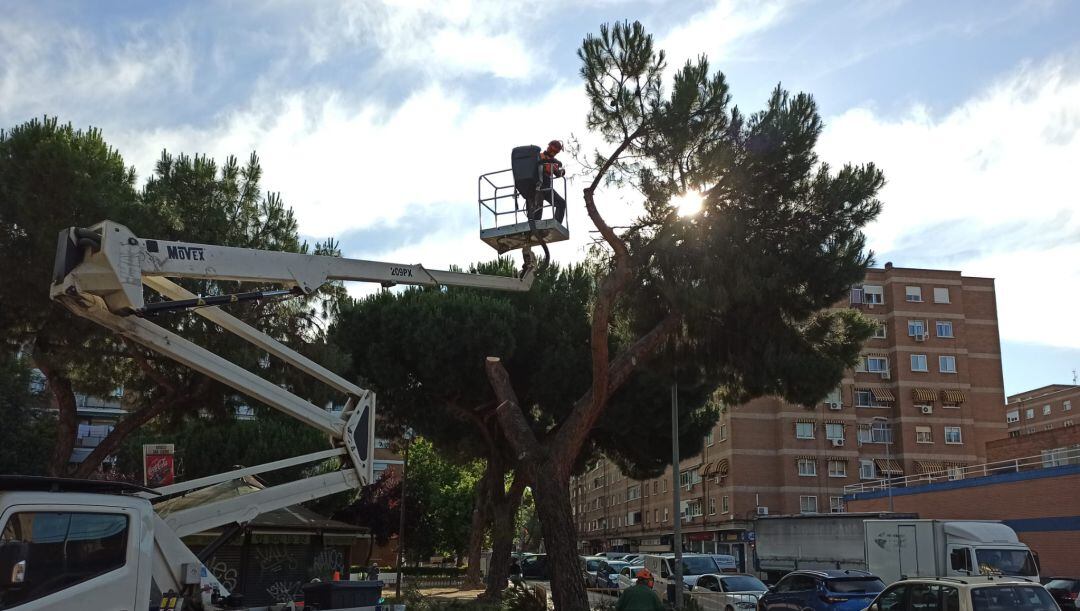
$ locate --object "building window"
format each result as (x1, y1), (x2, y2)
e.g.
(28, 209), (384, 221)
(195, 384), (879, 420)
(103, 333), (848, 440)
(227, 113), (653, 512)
(866, 356), (888, 373)
(860, 460), (876, 480)
(933, 287), (950, 303)
(939, 355), (957, 373)
(1065, 420), (1074, 427)
(800, 496), (819, 514)
(830, 497), (846, 513)
(908, 319), (927, 337)
(947, 467), (963, 481)
(944, 426), (963, 444)
(828, 460), (847, 478)
(654, 509), (658, 523)
(1045, 424), (1054, 431)
(1006, 410), (1019, 423)
(871, 421), (893, 444)
(858, 424), (871, 443)
(719, 423), (728, 441)
(863, 285), (884, 304)
(1044, 404), (1052, 416)
(825, 423), (844, 440)
(627, 485), (641, 501)
(1026, 408), (1035, 420)
(653, 481), (658, 495)
(910, 354), (928, 372)
(705, 430), (714, 446)
(679, 470), (702, 490)
(663, 479), (667, 493)
(916, 426), (933, 444)
(708, 497), (716, 515)
(855, 390), (876, 408)
(873, 322), (887, 339)
(1066, 401), (1073, 412)
(905, 286), (923, 302)
(663, 508), (669, 522)
(795, 422), (815, 439)
(722, 496), (730, 513)
(936, 320), (954, 337)
(797, 459), (817, 477)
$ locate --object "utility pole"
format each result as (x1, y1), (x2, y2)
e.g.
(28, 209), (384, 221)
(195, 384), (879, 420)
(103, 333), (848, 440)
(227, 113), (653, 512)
(671, 382), (684, 610)
(395, 431), (412, 598)
(873, 416), (894, 512)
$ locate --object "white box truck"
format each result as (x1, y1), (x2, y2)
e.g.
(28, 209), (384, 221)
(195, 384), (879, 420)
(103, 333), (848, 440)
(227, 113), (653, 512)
(754, 515), (1038, 584)
(864, 519), (1039, 584)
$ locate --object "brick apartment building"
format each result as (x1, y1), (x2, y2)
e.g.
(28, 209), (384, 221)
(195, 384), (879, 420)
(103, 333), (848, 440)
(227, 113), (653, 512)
(1003, 384), (1079, 441)
(570, 265), (1007, 570)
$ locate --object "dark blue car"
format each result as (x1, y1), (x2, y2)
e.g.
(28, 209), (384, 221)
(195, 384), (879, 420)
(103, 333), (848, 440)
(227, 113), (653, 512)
(757, 569), (886, 611)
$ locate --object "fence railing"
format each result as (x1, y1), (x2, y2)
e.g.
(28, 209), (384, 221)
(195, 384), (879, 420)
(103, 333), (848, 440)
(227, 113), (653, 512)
(844, 444), (1080, 496)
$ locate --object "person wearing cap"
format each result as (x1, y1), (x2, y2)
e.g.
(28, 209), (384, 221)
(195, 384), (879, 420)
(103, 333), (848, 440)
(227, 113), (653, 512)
(526, 139), (567, 223)
(616, 568), (664, 611)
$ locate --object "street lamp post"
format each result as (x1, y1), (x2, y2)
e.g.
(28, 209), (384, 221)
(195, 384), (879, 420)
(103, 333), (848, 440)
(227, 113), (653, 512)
(671, 382), (684, 610)
(395, 429), (413, 598)
(873, 416), (894, 512)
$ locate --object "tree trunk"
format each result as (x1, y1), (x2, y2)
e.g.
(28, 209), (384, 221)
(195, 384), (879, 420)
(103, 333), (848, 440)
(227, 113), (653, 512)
(483, 477), (525, 600)
(464, 474), (490, 589)
(530, 464), (587, 611)
(35, 355), (77, 477)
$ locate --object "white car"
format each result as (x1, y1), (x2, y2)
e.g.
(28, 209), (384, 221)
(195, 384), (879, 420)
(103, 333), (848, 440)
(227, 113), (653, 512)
(863, 576), (1060, 611)
(692, 573), (768, 610)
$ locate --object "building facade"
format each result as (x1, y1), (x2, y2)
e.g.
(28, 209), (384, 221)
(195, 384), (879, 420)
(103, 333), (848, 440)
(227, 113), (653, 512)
(570, 265), (1007, 569)
(1003, 384), (1079, 440)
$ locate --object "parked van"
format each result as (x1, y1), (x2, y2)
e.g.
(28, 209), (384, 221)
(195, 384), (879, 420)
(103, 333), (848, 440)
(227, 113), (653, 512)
(643, 553), (722, 592)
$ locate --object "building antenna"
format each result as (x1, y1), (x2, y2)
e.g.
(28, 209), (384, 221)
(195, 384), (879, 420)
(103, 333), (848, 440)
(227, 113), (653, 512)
(1073, 369), (1078, 385)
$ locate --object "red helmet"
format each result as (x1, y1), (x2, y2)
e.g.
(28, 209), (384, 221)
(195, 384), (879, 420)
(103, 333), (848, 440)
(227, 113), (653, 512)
(635, 568), (653, 581)
(547, 139), (564, 153)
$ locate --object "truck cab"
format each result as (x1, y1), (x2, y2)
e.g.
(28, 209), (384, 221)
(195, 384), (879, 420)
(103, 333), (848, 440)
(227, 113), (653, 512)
(0, 479), (155, 611)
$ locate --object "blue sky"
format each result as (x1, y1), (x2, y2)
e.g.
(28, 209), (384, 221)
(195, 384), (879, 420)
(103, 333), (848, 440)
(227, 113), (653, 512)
(2, 0), (1077, 395)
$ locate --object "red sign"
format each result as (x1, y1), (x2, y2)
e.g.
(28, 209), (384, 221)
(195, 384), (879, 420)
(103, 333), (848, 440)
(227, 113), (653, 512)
(143, 444), (175, 487)
(687, 532), (713, 542)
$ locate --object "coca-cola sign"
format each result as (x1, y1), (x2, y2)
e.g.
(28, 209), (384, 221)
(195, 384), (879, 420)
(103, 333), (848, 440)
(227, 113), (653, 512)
(143, 444), (175, 487)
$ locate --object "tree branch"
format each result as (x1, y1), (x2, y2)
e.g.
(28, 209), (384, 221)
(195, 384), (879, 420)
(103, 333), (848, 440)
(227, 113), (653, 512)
(484, 357), (539, 461)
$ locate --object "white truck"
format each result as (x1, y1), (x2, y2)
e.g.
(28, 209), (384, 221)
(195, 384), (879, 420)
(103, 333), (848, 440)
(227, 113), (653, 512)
(753, 514), (1039, 585)
(0, 220), (539, 610)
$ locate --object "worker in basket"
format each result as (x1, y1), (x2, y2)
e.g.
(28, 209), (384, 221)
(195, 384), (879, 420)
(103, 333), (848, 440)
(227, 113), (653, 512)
(616, 567), (664, 611)
(519, 139), (566, 223)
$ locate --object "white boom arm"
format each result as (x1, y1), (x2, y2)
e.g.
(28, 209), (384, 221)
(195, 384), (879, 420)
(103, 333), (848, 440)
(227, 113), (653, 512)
(48, 220), (536, 599)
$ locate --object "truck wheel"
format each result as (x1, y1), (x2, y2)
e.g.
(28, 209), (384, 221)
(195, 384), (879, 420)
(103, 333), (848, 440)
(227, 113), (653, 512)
(725, 606), (735, 611)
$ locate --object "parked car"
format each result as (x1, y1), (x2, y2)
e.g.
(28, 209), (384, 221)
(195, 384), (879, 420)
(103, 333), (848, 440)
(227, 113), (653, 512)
(1045, 578), (1080, 610)
(757, 569), (885, 611)
(595, 560), (632, 590)
(520, 554), (549, 580)
(599, 551), (630, 560)
(863, 576), (1060, 611)
(694, 573), (768, 609)
(581, 555), (607, 587)
(622, 554), (641, 564)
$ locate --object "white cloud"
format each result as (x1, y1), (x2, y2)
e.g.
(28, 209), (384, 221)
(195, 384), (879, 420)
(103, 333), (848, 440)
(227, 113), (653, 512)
(658, 0), (788, 70)
(307, 0), (540, 81)
(817, 54), (1080, 348)
(0, 19), (193, 121)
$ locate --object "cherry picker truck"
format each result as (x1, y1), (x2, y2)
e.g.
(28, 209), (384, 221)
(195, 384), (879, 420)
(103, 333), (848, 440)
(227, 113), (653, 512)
(0, 152), (568, 611)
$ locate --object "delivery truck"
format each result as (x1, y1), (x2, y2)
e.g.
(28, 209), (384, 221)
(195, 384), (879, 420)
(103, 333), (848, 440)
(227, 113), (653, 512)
(753, 514), (1038, 584)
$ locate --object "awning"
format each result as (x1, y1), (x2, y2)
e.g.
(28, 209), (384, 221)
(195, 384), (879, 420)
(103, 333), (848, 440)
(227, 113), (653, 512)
(826, 456), (849, 462)
(912, 388), (936, 403)
(824, 419), (847, 426)
(875, 459), (904, 475)
(871, 387), (896, 402)
(915, 461), (945, 474)
(794, 456), (818, 464)
(699, 462), (715, 476)
(715, 459), (729, 477)
(941, 389), (966, 404)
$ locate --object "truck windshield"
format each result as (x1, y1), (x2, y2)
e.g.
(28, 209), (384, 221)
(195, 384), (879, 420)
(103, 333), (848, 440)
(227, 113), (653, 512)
(681, 557), (720, 575)
(975, 548), (1037, 576)
(972, 585), (1058, 611)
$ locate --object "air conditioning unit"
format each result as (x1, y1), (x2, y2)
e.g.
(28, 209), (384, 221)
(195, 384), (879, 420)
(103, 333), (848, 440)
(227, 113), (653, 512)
(828, 402), (842, 411)
(880, 370), (891, 379)
(921, 405), (933, 415)
(831, 438), (845, 447)
(914, 333), (925, 342)
(756, 506), (769, 516)
(867, 303), (875, 309)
